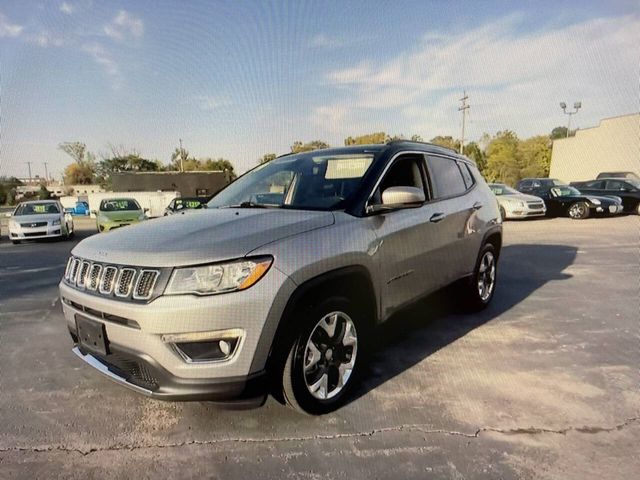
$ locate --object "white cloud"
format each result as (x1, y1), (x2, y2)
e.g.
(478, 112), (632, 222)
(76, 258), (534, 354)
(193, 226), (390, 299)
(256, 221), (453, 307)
(318, 14), (640, 140)
(310, 33), (344, 48)
(60, 2), (75, 15)
(27, 31), (65, 47)
(82, 43), (123, 89)
(104, 10), (144, 41)
(195, 95), (226, 111)
(0, 12), (23, 37)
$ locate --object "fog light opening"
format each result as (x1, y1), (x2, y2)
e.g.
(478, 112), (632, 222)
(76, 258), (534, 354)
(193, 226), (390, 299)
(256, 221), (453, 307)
(173, 336), (240, 363)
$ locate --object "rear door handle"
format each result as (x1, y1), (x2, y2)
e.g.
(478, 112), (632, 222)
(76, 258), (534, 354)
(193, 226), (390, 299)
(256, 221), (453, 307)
(430, 213), (445, 223)
(472, 201), (483, 211)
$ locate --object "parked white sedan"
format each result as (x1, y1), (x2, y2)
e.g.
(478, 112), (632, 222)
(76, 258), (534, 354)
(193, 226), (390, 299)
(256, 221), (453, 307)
(489, 183), (547, 220)
(7, 200), (74, 244)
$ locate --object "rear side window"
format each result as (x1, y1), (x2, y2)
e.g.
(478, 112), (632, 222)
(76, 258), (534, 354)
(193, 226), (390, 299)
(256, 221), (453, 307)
(458, 162), (475, 189)
(427, 156), (467, 198)
(584, 180), (605, 188)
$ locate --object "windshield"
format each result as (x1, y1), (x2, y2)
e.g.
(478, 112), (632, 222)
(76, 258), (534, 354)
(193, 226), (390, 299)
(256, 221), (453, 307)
(100, 199), (141, 211)
(208, 153), (375, 210)
(174, 198), (206, 210)
(490, 184), (519, 195)
(14, 202), (60, 215)
(550, 186), (581, 197)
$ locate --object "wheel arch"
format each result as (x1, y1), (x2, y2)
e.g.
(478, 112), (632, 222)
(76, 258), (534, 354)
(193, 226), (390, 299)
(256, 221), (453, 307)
(261, 266), (378, 383)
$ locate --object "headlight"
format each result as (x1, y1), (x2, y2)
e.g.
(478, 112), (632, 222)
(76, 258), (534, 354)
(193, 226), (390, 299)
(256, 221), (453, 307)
(52, 218), (62, 226)
(9, 220), (18, 229)
(165, 257), (273, 296)
(589, 198), (601, 205)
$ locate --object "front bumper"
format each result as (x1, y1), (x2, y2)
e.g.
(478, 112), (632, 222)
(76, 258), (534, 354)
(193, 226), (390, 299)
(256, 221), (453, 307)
(595, 204), (624, 215)
(72, 345), (267, 403)
(60, 265), (296, 401)
(504, 205), (546, 219)
(9, 225), (63, 239)
(98, 220), (141, 232)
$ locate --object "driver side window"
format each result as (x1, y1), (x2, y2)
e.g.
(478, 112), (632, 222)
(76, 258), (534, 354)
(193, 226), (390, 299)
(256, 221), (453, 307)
(371, 154), (428, 205)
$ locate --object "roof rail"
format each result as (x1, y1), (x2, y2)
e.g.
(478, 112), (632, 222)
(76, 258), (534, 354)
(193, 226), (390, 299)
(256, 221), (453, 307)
(385, 139), (459, 155)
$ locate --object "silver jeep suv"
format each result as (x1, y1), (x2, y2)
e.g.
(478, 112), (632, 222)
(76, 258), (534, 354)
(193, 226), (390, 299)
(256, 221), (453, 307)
(60, 142), (502, 414)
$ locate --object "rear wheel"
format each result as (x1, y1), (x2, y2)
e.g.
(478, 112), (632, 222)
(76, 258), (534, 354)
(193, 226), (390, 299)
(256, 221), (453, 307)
(460, 243), (498, 311)
(568, 202), (590, 219)
(281, 297), (366, 414)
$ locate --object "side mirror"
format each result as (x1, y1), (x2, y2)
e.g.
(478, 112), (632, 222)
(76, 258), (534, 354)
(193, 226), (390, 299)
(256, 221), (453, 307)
(144, 208), (149, 213)
(91, 210), (97, 215)
(368, 186), (425, 213)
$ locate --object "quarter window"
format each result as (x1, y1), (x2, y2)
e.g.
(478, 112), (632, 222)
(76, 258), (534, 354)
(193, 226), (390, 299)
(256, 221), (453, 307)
(458, 162), (475, 189)
(427, 156), (467, 198)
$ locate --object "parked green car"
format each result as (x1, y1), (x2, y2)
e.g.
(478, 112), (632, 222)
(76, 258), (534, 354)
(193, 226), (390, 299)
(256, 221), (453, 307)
(95, 198), (146, 232)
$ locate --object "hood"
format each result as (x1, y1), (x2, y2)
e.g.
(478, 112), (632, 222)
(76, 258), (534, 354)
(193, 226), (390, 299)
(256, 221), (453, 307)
(13, 213), (61, 224)
(99, 210), (143, 221)
(585, 195), (621, 205)
(73, 208), (335, 267)
(498, 193), (543, 203)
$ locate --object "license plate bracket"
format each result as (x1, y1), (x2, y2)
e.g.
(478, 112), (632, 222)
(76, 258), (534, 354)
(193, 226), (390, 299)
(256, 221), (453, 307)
(76, 315), (109, 356)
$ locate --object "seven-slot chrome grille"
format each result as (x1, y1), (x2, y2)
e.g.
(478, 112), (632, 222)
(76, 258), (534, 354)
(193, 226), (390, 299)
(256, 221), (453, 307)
(64, 257), (159, 301)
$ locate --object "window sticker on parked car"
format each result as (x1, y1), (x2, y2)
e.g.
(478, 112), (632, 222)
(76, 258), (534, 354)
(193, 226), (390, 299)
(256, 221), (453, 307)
(324, 156), (373, 179)
(33, 205), (47, 213)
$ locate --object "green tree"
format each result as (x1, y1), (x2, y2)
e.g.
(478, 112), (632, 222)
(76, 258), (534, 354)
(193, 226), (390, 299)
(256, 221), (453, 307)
(429, 136), (460, 152)
(463, 142), (487, 173)
(171, 145), (190, 172)
(290, 140), (330, 153)
(259, 153), (277, 164)
(484, 131), (520, 185)
(517, 136), (552, 179)
(344, 132), (387, 145)
(201, 158), (237, 179)
(96, 153), (163, 189)
(59, 141), (96, 184)
(37, 184), (51, 200)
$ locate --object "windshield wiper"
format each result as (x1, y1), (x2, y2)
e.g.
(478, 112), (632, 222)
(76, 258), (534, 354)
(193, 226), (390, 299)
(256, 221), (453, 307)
(220, 201), (280, 209)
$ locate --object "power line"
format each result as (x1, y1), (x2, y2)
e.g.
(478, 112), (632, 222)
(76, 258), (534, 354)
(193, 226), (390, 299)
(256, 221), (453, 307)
(458, 91), (469, 154)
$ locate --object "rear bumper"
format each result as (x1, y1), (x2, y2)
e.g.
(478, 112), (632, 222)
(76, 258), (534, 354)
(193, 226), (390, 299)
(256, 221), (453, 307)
(72, 343), (268, 403)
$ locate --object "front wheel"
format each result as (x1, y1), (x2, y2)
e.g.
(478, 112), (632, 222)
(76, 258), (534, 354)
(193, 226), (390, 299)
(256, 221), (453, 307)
(568, 202), (590, 219)
(11, 240), (21, 245)
(635, 202), (640, 215)
(281, 297), (366, 414)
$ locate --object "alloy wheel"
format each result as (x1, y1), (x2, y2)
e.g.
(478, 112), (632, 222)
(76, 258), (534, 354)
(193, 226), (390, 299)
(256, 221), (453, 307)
(477, 251), (496, 302)
(303, 311), (358, 400)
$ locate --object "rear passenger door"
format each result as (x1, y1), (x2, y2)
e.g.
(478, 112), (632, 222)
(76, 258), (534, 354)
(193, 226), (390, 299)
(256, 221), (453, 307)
(425, 155), (482, 283)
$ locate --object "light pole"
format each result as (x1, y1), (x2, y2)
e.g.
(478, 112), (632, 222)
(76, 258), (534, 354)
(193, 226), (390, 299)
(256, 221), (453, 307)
(560, 101), (581, 138)
(458, 90), (469, 154)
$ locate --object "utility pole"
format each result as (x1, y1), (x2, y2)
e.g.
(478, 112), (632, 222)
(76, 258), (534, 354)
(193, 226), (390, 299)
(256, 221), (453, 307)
(43, 162), (49, 183)
(179, 138), (184, 173)
(560, 101), (581, 138)
(26, 161), (33, 184)
(458, 91), (469, 154)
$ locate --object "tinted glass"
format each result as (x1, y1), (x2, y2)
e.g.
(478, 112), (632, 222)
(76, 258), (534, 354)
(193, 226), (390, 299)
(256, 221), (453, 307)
(458, 162), (475, 189)
(427, 156), (467, 198)
(606, 180), (629, 190)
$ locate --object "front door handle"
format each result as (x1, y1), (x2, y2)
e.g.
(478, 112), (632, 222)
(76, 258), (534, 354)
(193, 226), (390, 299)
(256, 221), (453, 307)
(472, 201), (483, 211)
(430, 212), (445, 223)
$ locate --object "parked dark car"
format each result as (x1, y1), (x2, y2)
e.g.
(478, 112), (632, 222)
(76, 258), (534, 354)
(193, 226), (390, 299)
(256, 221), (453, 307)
(164, 197), (208, 215)
(596, 171), (639, 181)
(515, 178), (564, 194)
(516, 181), (624, 219)
(570, 178), (640, 214)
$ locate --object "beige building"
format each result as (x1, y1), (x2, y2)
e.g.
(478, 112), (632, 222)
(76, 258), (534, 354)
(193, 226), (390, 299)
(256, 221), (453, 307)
(550, 113), (639, 182)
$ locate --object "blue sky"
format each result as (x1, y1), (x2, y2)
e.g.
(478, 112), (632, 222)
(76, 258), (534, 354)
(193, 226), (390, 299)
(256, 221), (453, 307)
(1, 0), (638, 179)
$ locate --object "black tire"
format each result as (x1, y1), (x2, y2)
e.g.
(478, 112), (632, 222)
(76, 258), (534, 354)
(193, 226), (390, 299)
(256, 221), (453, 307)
(568, 202), (590, 219)
(636, 202), (640, 215)
(460, 243), (498, 312)
(499, 206), (507, 221)
(281, 296), (368, 415)
(11, 240), (21, 245)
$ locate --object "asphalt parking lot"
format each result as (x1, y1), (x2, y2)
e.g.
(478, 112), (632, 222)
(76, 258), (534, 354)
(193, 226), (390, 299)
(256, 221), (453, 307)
(0, 215), (638, 479)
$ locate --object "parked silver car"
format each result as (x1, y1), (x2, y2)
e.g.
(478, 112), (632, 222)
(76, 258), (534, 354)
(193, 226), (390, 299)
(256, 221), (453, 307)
(7, 200), (74, 244)
(60, 142), (502, 413)
(489, 183), (546, 219)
